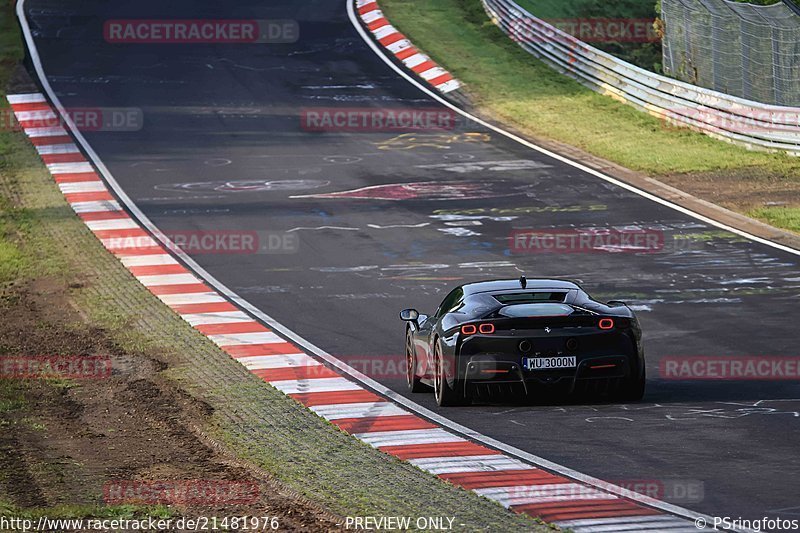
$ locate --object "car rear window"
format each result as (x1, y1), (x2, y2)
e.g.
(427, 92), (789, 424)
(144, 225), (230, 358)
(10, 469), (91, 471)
(498, 303), (574, 318)
(494, 292), (567, 304)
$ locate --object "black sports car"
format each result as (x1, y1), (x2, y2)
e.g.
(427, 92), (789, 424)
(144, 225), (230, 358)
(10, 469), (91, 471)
(400, 277), (645, 406)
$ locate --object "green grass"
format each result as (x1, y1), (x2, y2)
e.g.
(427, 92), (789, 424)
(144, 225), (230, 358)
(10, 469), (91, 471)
(379, 0), (800, 178)
(0, 197), (32, 283)
(0, 4), (22, 88)
(0, 5), (44, 284)
(748, 207), (800, 233)
(0, 383), (26, 414)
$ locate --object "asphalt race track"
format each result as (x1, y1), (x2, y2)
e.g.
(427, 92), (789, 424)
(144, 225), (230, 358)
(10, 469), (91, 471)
(21, 0), (800, 523)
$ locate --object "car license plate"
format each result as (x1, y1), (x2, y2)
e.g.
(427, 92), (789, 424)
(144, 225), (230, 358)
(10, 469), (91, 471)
(524, 356), (577, 371)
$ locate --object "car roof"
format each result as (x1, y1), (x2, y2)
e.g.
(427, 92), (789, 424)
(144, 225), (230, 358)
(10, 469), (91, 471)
(461, 279), (581, 296)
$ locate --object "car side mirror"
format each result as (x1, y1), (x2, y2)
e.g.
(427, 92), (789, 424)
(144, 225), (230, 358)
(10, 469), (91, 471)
(607, 300), (627, 307)
(400, 309), (420, 322)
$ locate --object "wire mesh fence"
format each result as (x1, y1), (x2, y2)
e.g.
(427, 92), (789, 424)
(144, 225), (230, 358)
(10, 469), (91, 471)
(662, 0), (800, 106)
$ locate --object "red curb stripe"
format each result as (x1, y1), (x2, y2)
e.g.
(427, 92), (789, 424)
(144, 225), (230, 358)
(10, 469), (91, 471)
(171, 302), (239, 315)
(394, 46), (418, 60)
(147, 283), (211, 295)
(290, 389), (383, 407)
(127, 264), (186, 276)
(411, 60), (436, 74)
(55, 173), (100, 183)
(78, 211), (129, 222)
(30, 135), (73, 146)
(92, 227), (149, 240)
(41, 152), (86, 164)
(439, 469), (567, 490)
(358, 2), (378, 15)
(513, 500), (661, 522)
(195, 321), (271, 335)
(430, 72), (454, 87)
(55, 172), (103, 183)
(222, 342), (302, 358)
(253, 365), (340, 382)
(381, 441), (502, 460)
(333, 415), (436, 434)
(367, 18), (389, 31)
(18, 120), (62, 129)
(64, 190), (114, 203)
(111, 245), (166, 256)
(378, 32), (404, 47)
(9, 102), (51, 112)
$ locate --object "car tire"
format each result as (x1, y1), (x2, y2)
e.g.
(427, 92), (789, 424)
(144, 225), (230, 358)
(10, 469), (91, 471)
(433, 340), (470, 407)
(406, 330), (431, 393)
(617, 365), (646, 402)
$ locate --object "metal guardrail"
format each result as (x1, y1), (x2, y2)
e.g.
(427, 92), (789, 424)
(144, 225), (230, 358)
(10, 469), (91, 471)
(481, 0), (800, 155)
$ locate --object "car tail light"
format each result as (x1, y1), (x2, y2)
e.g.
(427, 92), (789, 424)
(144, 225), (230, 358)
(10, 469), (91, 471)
(598, 318), (615, 330)
(478, 323), (495, 334)
(461, 324), (477, 335)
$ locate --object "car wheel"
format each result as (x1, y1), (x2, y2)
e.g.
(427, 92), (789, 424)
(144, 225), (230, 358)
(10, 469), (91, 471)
(433, 340), (469, 407)
(406, 330), (431, 393)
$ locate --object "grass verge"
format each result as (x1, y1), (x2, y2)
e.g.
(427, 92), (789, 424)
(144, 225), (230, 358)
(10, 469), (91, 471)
(378, 0), (800, 233)
(747, 207), (800, 233)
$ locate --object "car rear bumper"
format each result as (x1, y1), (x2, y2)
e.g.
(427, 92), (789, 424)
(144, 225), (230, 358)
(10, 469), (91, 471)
(460, 353), (638, 398)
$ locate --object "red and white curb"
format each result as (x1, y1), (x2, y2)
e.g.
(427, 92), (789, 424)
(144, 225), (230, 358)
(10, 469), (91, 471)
(356, 0), (461, 94)
(8, 92), (699, 532)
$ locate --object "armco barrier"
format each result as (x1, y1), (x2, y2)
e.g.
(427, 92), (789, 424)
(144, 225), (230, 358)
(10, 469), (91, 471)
(482, 0), (800, 155)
